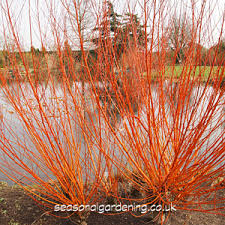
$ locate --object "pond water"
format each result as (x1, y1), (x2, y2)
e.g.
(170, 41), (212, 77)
(0, 81), (224, 185)
(0, 81), (121, 185)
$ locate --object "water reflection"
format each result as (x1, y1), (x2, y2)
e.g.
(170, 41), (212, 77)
(0, 80), (224, 184)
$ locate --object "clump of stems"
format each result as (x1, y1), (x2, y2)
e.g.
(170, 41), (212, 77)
(0, 0), (225, 224)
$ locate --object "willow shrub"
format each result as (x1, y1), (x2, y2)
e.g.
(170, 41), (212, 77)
(0, 0), (225, 224)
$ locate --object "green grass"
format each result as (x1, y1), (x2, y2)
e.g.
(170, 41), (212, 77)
(165, 65), (224, 80)
(144, 66), (225, 81)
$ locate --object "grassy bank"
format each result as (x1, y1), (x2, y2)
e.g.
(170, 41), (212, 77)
(143, 66), (225, 81)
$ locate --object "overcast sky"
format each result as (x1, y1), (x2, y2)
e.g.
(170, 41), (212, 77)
(0, 0), (224, 50)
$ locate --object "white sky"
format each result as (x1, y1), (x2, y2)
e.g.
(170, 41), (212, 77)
(0, 0), (224, 50)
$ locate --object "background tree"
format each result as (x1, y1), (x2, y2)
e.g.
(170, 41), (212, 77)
(30, 46), (40, 55)
(120, 13), (145, 46)
(62, 0), (93, 78)
(211, 38), (225, 65)
(167, 17), (192, 64)
(93, 1), (146, 62)
(92, 1), (121, 52)
(62, 39), (74, 79)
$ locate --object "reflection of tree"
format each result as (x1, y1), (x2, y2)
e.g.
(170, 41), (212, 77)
(164, 81), (193, 117)
(95, 77), (140, 128)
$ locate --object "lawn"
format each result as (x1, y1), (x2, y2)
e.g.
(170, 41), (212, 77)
(143, 66), (225, 81)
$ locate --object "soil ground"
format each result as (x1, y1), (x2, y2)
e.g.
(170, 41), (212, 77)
(0, 182), (224, 225)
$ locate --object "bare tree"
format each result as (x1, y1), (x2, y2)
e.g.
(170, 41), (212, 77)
(62, 0), (94, 50)
(167, 16), (192, 64)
